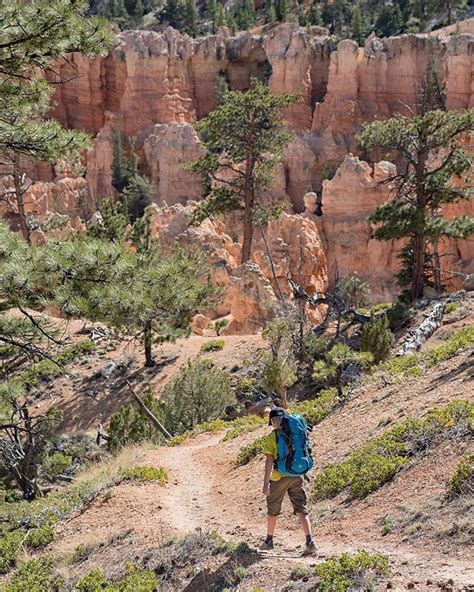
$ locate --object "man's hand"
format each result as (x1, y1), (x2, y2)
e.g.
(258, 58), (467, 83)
(262, 482), (270, 496)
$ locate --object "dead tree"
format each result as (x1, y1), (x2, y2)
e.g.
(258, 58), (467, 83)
(0, 401), (60, 499)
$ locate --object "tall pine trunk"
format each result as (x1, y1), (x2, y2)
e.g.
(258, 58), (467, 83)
(144, 321), (154, 367)
(411, 232), (425, 299)
(13, 159), (30, 243)
(241, 154), (255, 264)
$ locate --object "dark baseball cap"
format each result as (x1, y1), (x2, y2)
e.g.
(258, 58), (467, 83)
(268, 407), (286, 425)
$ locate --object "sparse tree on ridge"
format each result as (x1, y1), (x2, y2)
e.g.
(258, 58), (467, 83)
(359, 108), (474, 299)
(187, 79), (298, 264)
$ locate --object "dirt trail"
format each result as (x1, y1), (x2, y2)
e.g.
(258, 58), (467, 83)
(140, 433), (474, 588)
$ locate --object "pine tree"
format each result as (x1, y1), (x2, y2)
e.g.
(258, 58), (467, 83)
(359, 108), (474, 299)
(428, 0), (467, 25)
(183, 0), (198, 36)
(0, 1), (111, 243)
(112, 0), (128, 17)
(159, 0), (183, 28)
(205, 0), (218, 32)
(122, 174), (153, 222)
(112, 131), (128, 192)
(135, 0), (144, 17)
(276, 0), (288, 22)
(216, 3), (227, 29)
(351, 3), (365, 45)
(187, 79), (298, 263)
(308, 1), (323, 26)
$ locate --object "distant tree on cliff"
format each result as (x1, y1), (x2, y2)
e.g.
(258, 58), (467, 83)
(350, 3), (365, 45)
(187, 79), (298, 264)
(183, 0), (199, 36)
(111, 133), (153, 222)
(358, 108), (474, 300)
(428, 0), (467, 25)
(0, 0), (112, 243)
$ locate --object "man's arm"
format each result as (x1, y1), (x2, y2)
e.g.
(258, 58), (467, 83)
(263, 455), (274, 496)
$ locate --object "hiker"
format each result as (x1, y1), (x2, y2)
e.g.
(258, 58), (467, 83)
(260, 407), (316, 556)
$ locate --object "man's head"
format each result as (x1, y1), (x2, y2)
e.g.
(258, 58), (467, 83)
(269, 407), (286, 428)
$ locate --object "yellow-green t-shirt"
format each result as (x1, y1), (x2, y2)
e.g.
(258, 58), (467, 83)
(262, 430), (282, 481)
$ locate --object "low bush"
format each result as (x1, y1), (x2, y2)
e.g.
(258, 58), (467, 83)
(76, 564), (158, 592)
(450, 454), (474, 496)
(360, 314), (393, 363)
(445, 302), (459, 314)
(200, 339), (225, 352)
(315, 550), (390, 591)
(0, 523), (55, 573)
(381, 353), (422, 377)
(236, 435), (267, 466)
(425, 326), (474, 367)
(386, 301), (413, 331)
(213, 319), (229, 336)
(108, 389), (165, 451)
(2, 557), (61, 592)
(221, 415), (265, 441)
(290, 566), (310, 581)
(122, 465), (168, 484)
(161, 358), (235, 435)
(313, 401), (473, 500)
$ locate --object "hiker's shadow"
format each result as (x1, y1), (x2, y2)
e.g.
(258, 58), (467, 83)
(182, 552), (262, 592)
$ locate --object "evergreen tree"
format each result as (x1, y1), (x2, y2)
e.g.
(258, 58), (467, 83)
(360, 314), (393, 363)
(0, 1), (111, 243)
(359, 108), (474, 299)
(216, 3), (227, 28)
(159, 0), (183, 29)
(375, 5), (398, 37)
(276, 0), (288, 22)
(321, 0), (334, 28)
(187, 79), (298, 263)
(135, 0), (144, 17)
(308, 1), (323, 26)
(428, 0), (467, 25)
(183, 0), (199, 35)
(393, 3), (404, 32)
(351, 3), (365, 45)
(122, 174), (153, 222)
(112, 131), (128, 192)
(112, 0), (128, 17)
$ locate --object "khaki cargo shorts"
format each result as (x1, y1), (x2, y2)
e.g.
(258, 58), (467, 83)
(267, 476), (308, 517)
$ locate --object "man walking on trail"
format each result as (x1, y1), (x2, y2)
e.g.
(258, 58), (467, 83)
(261, 407), (316, 556)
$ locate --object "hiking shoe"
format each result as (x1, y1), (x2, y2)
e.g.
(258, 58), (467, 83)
(302, 541), (317, 556)
(259, 539), (274, 551)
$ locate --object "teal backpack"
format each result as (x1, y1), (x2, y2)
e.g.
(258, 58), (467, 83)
(274, 414), (314, 477)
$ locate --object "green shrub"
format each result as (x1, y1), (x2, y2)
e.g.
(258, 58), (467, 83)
(0, 530), (25, 573)
(221, 415), (265, 441)
(2, 557), (61, 592)
(290, 566), (310, 580)
(122, 465), (168, 485)
(18, 339), (96, 389)
(450, 454), (474, 495)
(382, 353), (422, 377)
(289, 388), (338, 425)
(200, 339), (225, 352)
(0, 523), (54, 573)
(445, 302), (459, 314)
(42, 452), (73, 479)
(425, 326), (474, 367)
(25, 524), (54, 549)
(386, 301), (412, 331)
(76, 564), (158, 592)
(371, 302), (393, 314)
(161, 358), (235, 435)
(213, 319), (229, 335)
(360, 314), (393, 363)
(108, 388), (165, 451)
(313, 401), (473, 500)
(315, 550), (390, 591)
(236, 435), (267, 466)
